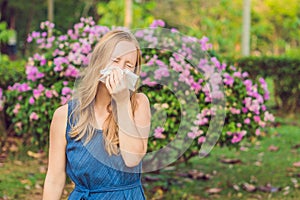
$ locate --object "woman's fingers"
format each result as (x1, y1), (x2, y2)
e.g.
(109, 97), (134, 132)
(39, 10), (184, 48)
(106, 68), (127, 94)
(105, 74), (112, 94)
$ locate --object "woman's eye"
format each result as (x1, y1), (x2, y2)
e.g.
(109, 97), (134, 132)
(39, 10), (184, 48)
(112, 58), (119, 63)
(127, 64), (134, 68)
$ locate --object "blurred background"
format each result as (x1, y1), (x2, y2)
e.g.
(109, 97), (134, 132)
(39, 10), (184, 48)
(1, 0), (299, 58)
(0, 0), (299, 199)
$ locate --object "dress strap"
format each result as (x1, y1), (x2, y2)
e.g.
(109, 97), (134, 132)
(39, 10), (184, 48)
(66, 99), (78, 139)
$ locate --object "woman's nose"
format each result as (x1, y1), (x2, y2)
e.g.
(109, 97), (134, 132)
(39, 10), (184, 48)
(118, 62), (126, 70)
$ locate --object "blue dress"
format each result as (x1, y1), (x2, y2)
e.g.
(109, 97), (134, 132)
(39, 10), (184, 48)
(66, 99), (146, 200)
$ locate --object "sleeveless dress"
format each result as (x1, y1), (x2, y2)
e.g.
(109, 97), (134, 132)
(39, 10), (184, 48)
(65, 99), (146, 200)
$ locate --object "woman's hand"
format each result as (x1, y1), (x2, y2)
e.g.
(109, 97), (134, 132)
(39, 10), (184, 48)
(105, 68), (130, 104)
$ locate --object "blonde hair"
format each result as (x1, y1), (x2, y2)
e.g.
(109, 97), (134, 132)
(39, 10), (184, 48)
(69, 30), (141, 156)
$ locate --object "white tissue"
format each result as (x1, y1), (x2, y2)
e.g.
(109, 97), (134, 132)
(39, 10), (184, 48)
(99, 66), (139, 91)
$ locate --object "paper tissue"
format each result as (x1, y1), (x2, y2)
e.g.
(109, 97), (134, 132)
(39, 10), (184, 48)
(99, 66), (139, 91)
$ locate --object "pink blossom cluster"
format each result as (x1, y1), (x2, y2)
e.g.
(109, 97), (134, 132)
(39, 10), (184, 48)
(136, 20), (275, 146)
(154, 126), (165, 139)
(0, 87), (4, 111)
(2, 17), (275, 148)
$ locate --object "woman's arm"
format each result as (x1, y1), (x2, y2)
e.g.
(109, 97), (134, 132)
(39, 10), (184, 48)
(42, 104), (68, 200)
(116, 93), (151, 167)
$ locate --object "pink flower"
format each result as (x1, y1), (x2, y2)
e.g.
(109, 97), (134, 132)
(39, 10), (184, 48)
(244, 118), (250, 124)
(154, 67), (170, 80)
(142, 78), (157, 87)
(230, 107), (241, 114)
(199, 36), (212, 51)
(154, 127), (165, 139)
(264, 111), (275, 122)
(45, 90), (53, 98)
(253, 115), (260, 123)
(29, 96), (35, 105)
(150, 19), (165, 28)
(188, 132), (196, 139)
(233, 71), (242, 78)
(259, 121), (266, 128)
(242, 72), (249, 77)
(33, 89), (42, 99)
(33, 84), (45, 99)
(62, 87), (72, 96)
(26, 66), (44, 81)
(40, 59), (47, 66)
(64, 65), (79, 77)
(255, 129), (260, 136)
(231, 133), (244, 143)
(223, 73), (234, 86)
(242, 107), (248, 113)
(60, 94), (71, 105)
(198, 136), (206, 144)
(30, 112), (39, 121)
(13, 103), (21, 114)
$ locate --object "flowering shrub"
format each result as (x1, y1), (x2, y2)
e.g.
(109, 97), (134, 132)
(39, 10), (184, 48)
(2, 17), (275, 160)
(0, 87), (4, 112)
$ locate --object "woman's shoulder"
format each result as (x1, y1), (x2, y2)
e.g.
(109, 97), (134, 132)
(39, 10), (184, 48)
(135, 92), (150, 104)
(135, 92), (150, 113)
(53, 103), (68, 119)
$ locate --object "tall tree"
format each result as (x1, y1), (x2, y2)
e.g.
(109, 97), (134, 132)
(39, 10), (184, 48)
(242, 0), (251, 56)
(124, 0), (132, 28)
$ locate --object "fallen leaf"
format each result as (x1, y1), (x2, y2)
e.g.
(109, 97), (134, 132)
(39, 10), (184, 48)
(242, 182), (256, 192)
(39, 166), (47, 173)
(257, 183), (281, 193)
(143, 175), (161, 182)
(205, 187), (222, 194)
(188, 169), (211, 180)
(293, 161), (300, 167)
(27, 150), (46, 159)
(268, 145), (279, 152)
(291, 144), (300, 149)
(35, 183), (42, 189)
(9, 144), (19, 152)
(20, 179), (31, 184)
(254, 161), (262, 166)
(14, 160), (23, 166)
(233, 184), (240, 191)
(219, 157), (242, 164)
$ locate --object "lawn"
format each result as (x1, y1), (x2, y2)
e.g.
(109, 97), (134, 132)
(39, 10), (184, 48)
(1, 115), (300, 199)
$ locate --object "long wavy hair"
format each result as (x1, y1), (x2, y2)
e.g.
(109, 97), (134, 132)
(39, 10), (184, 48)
(68, 30), (141, 156)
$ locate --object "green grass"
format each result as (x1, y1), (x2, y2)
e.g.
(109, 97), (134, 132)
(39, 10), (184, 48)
(143, 119), (300, 199)
(1, 120), (300, 199)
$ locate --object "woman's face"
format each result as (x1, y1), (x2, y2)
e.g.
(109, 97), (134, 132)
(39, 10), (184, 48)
(109, 41), (137, 73)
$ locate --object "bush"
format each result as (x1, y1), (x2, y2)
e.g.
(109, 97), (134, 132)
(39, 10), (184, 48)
(228, 56), (300, 113)
(1, 18), (274, 165)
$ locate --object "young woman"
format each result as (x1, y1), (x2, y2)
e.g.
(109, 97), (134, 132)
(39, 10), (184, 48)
(42, 30), (151, 200)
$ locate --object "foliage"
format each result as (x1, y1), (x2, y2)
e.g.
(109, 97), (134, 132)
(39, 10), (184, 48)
(0, 22), (15, 44)
(3, 0), (96, 57)
(0, 54), (26, 112)
(149, 0), (300, 57)
(227, 56), (300, 113)
(251, 0), (300, 55)
(1, 18), (274, 163)
(97, 0), (156, 28)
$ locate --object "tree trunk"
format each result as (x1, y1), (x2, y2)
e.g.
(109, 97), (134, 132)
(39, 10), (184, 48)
(242, 0), (251, 56)
(124, 0), (132, 28)
(22, 9), (34, 56)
